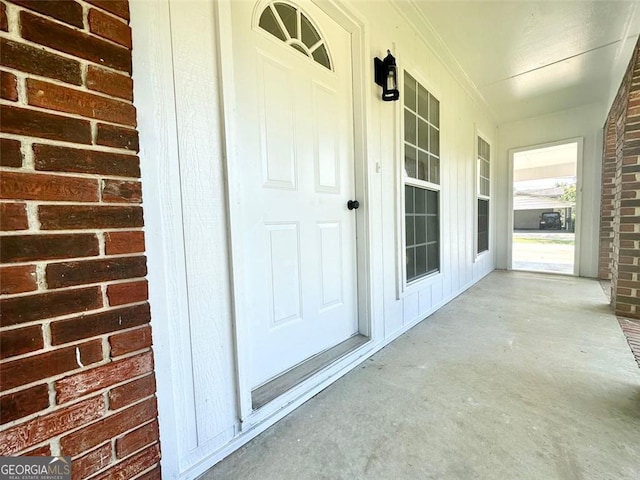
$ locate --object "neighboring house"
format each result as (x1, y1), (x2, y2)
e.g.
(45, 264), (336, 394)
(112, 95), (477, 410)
(0, 1), (639, 480)
(513, 193), (574, 230)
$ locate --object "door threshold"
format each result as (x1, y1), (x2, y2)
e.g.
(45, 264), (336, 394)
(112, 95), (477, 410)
(251, 334), (369, 410)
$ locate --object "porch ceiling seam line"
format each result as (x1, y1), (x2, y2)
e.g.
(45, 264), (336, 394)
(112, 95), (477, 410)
(480, 39), (623, 88)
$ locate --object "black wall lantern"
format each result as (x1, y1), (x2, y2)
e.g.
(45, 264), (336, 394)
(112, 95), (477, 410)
(374, 50), (399, 102)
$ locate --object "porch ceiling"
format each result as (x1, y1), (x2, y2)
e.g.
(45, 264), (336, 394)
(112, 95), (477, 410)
(412, 1), (640, 124)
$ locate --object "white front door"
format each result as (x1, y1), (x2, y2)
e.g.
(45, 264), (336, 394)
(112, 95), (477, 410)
(230, 1), (359, 388)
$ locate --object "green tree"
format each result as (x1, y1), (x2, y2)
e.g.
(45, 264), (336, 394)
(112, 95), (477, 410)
(561, 184), (576, 204)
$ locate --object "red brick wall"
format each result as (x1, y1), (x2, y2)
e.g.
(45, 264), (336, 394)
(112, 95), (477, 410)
(0, 1), (161, 477)
(600, 38), (640, 320)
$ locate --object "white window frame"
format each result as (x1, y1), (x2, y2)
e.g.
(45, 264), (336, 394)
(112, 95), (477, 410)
(397, 68), (443, 296)
(474, 129), (491, 260)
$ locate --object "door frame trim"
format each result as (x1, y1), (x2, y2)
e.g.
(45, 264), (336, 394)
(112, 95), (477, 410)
(216, 0), (372, 424)
(506, 136), (584, 276)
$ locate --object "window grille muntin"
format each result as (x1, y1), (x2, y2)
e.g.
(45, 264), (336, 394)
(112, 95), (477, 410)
(258, 2), (333, 70)
(403, 72), (441, 282)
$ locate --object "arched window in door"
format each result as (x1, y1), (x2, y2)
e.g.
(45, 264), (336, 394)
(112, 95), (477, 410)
(258, 2), (333, 70)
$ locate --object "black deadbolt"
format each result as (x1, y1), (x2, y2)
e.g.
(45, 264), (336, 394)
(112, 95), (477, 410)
(347, 200), (360, 210)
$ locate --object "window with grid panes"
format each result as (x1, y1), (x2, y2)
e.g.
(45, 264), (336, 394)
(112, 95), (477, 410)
(477, 136), (490, 254)
(404, 72), (440, 282)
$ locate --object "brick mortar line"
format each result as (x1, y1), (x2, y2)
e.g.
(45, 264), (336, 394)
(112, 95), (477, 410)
(71, 436), (159, 478)
(81, 36), (134, 58)
(100, 282), (110, 308)
(34, 261), (47, 290)
(1, 33), (132, 82)
(101, 335), (111, 363)
(22, 70), (136, 105)
(0, 255), (147, 272)
(15, 440), (53, 456)
(0, 132), (139, 156)
(109, 434), (117, 463)
(6, 389), (157, 444)
(1, 66), (136, 104)
(3, 3), (132, 52)
(22, 200), (39, 231)
(42, 318), (52, 349)
(2, 1), (20, 37)
(0, 98), (137, 129)
(0, 249), (146, 266)
(82, 16), (133, 52)
(82, 371), (157, 407)
(0, 305), (146, 334)
(66, 439), (111, 465)
(77, 0), (130, 26)
(0, 287), (147, 310)
(0, 330), (153, 369)
(0, 347), (155, 402)
(50, 436), (62, 458)
(0, 338), (150, 376)
(79, 437), (157, 479)
(0, 245), (145, 257)
(102, 276), (148, 287)
(21, 139), (34, 169)
(115, 437), (160, 461)
(14, 71), (26, 106)
(102, 388), (111, 414)
(0, 377), (109, 426)
(6, 391), (157, 455)
(96, 231), (106, 256)
(3, 1), (85, 36)
(130, 463), (161, 480)
(80, 0), (90, 31)
(54, 366), (157, 411)
(0, 173), (142, 186)
(0, 340), (111, 367)
(0, 200), (144, 209)
(0, 167), (142, 182)
(0, 227), (143, 236)
(90, 121), (98, 144)
(2, 191), (142, 205)
(46, 381), (57, 416)
(80, 61), (89, 88)
(86, 438), (160, 478)
(0, 231), (144, 242)
(96, 342), (155, 363)
(114, 436), (160, 461)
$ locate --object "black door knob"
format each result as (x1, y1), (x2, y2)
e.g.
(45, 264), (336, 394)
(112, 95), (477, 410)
(347, 200), (360, 210)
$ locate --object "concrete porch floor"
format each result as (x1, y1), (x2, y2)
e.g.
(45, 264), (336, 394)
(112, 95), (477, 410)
(204, 271), (640, 480)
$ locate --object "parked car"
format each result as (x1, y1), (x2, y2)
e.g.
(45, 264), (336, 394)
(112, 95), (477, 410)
(539, 211), (562, 230)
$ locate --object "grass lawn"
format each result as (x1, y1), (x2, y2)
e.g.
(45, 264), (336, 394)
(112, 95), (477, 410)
(513, 237), (575, 245)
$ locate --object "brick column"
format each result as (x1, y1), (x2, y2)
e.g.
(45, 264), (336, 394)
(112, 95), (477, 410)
(600, 38), (640, 320)
(0, 1), (161, 477)
(616, 74), (640, 319)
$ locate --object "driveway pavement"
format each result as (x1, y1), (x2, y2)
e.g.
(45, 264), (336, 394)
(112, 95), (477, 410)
(512, 230), (574, 274)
